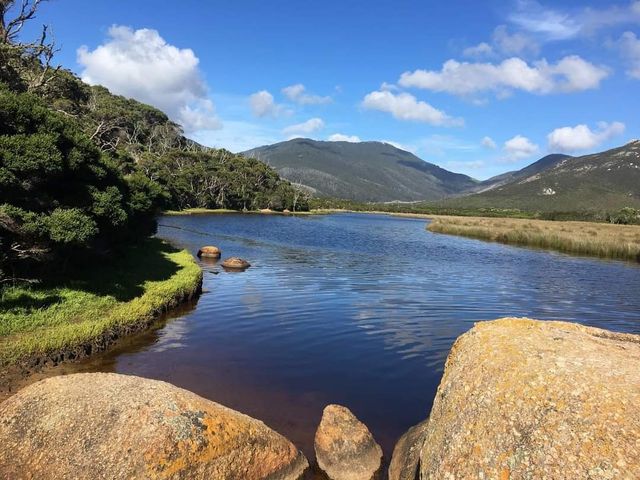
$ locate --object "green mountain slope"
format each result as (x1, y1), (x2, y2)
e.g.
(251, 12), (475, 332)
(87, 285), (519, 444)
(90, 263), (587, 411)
(243, 138), (478, 202)
(441, 141), (640, 212)
(475, 154), (572, 193)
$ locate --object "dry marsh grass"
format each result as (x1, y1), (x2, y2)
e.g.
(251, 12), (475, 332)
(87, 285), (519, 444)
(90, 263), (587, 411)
(427, 216), (640, 263)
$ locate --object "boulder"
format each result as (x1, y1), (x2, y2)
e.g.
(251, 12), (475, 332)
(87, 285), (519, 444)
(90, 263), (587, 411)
(0, 373), (308, 480)
(282, 209), (291, 214)
(419, 318), (640, 480)
(314, 404), (382, 480)
(388, 419), (429, 480)
(197, 246), (221, 258)
(221, 257), (251, 270)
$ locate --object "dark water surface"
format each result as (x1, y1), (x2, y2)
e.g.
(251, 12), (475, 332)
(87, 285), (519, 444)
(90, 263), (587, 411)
(53, 213), (640, 464)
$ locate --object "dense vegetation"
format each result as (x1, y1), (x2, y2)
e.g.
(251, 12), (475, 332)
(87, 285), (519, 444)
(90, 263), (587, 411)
(0, 1), (307, 283)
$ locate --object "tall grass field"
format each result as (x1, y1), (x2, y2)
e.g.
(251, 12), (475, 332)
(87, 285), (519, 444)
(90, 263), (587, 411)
(428, 216), (640, 263)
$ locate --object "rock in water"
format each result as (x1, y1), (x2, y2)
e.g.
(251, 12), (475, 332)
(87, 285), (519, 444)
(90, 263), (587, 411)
(314, 404), (382, 480)
(221, 257), (251, 270)
(388, 419), (429, 480)
(197, 246), (221, 258)
(419, 318), (640, 480)
(0, 373), (308, 479)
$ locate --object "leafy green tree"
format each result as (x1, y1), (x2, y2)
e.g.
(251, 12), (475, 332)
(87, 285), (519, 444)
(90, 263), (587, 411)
(0, 88), (161, 281)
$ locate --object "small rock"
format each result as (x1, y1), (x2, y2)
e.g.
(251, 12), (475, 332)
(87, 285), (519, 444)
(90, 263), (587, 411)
(282, 209), (291, 214)
(388, 419), (429, 480)
(0, 373), (308, 479)
(221, 257), (251, 270)
(197, 245), (221, 258)
(314, 404), (382, 480)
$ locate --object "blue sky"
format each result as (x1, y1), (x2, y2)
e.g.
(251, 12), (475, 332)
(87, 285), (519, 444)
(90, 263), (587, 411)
(17, 0), (640, 179)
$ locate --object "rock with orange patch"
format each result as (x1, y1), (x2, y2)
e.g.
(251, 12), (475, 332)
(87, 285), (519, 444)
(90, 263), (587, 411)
(197, 246), (221, 258)
(0, 373), (308, 479)
(314, 404), (382, 480)
(388, 419), (429, 480)
(418, 318), (640, 479)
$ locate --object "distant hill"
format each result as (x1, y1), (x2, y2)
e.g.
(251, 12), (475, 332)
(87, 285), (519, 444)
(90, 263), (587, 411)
(440, 141), (640, 212)
(243, 138), (478, 202)
(475, 154), (572, 193)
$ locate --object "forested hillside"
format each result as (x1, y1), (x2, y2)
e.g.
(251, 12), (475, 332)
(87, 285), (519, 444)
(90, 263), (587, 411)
(0, 3), (307, 282)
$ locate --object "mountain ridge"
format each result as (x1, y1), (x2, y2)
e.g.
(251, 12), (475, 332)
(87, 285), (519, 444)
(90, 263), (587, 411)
(244, 138), (478, 202)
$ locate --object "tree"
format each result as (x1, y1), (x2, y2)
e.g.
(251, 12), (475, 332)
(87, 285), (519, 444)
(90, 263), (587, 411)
(0, 88), (161, 282)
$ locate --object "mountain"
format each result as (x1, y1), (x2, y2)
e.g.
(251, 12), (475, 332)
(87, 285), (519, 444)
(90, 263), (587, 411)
(243, 138), (478, 202)
(440, 141), (640, 212)
(475, 154), (572, 193)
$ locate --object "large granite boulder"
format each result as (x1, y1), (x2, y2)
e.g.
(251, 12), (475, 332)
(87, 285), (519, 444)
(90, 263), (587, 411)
(314, 404), (382, 480)
(0, 373), (308, 479)
(419, 318), (640, 479)
(388, 419), (429, 480)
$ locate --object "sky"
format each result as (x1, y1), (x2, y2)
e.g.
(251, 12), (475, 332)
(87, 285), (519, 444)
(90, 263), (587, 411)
(16, 0), (640, 179)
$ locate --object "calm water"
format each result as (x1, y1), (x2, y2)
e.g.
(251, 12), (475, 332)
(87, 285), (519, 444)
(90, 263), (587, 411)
(46, 213), (640, 464)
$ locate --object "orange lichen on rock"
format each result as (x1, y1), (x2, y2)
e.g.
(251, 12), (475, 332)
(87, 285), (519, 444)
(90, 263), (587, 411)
(0, 373), (308, 479)
(417, 318), (640, 480)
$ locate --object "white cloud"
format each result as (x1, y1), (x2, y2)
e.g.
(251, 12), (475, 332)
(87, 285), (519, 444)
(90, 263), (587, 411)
(282, 84), (332, 105)
(463, 42), (494, 58)
(77, 25), (220, 133)
(382, 140), (417, 153)
(509, 1), (640, 41)
(618, 31), (640, 78)
(547, 122), (626, 153)
(504, 135), (539, 161)
(249, 90), (289, 118)
(464, 26), (538, 58)
(328, 133), (361, 142)
(492, 25), (539, 56)
(282, 117), (325, 136)
(482, 136), (497, 149)
(191, 120), (281, 153)
(361, 90), (463, 127)
(398, 55), (609, 97)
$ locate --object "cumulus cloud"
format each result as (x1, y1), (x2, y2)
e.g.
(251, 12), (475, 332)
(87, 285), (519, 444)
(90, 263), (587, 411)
(617, 31), (640, 78)
(482, 136), (497, 149)
(282, 117), (325, 136)
(361, 90), (463, 127)
(248, 90), (289, 118)
(504, 135), (539, 161)
(328, 133), (361, 142)
(547, 122), (626, 153)
(77, 25), (220, 132)
(509, 0), (640, 41)
(464, 26), (539, 58)
(282, 84), (332, 105)
(398, 55), (609, 97)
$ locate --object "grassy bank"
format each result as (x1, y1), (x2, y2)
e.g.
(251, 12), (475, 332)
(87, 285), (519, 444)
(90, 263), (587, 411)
(0, 238), (202, 369)
(427, 216), (640, 262)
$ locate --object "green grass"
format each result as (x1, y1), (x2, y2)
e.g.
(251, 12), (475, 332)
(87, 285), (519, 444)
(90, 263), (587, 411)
(428, 216), (640, 262)
(0, 238), (202, 367)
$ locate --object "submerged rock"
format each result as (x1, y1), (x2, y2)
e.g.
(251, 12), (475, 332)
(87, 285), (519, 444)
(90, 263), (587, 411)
(388, 419), (429, 480)
(314, 404), (382, 480)
(418, 318), (640, 479)
(0, 373), (308, 480)
(197, 245), (221, 258)
(221, 257), (251, 270)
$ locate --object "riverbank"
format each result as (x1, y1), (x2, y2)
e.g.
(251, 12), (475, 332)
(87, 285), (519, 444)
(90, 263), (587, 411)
(0, 238), (202, 380)
(428, 215), (640, 262)
(164, 207), (346, 216)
